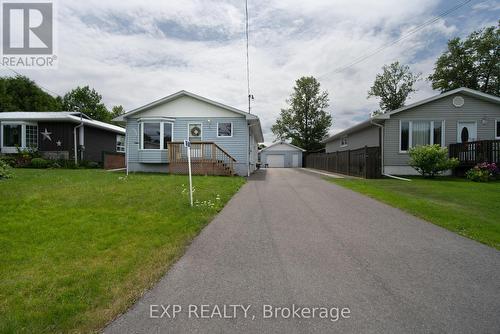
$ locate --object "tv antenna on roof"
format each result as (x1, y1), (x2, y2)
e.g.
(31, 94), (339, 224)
(245, 0), (253, 113)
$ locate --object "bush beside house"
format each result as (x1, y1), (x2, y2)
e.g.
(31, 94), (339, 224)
(408, 145), (459, 177)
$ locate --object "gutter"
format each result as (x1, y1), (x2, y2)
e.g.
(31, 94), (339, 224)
(73, 113), (84, 165)
(370, 119), (411, 181)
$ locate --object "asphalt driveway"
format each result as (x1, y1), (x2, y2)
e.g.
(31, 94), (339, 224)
(105, 168), (500, 333)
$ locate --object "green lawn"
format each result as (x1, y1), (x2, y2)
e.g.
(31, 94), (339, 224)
(0, 169), (245, 334)
(329, 176), (500, 250)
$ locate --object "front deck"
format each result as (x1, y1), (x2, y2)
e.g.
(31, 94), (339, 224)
(449, 140), (500, 167)
(167, 142), (236, 176)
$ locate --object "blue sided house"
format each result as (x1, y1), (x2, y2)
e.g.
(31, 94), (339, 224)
(113, 90), (264, 176)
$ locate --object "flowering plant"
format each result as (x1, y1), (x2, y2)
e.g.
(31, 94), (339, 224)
(466, 162), (499, 182)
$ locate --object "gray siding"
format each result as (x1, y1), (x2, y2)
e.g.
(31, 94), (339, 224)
(384, 93), (500, 166)
(126, 117), (250, 176)
(261, 150), (303, 167)
(325, 125), (380, 152)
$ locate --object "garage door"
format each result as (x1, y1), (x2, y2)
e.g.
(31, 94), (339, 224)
(267, 154), (285, 168)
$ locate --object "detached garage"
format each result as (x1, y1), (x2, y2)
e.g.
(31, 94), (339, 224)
(260, 141), (305, 168)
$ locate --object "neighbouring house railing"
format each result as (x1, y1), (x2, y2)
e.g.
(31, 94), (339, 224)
(449, 140), (500, 166)
(305, 146), (381, 178)
(167, 141), (236, 176)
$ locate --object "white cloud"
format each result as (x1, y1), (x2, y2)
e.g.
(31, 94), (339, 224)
(2, 0), (491, 144)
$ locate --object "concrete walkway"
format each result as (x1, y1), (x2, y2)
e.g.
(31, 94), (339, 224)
(105, 169), (500, 334)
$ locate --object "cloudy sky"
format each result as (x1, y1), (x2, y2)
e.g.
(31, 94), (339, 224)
(2, 0), (499, 143)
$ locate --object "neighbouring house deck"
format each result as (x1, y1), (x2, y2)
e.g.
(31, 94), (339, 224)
(167, 142), (236, 176)
(449, 140), (500, 166)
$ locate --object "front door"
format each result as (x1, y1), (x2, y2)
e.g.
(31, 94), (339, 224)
(292, 154), (299, 167)
(457, 122), (477, 143)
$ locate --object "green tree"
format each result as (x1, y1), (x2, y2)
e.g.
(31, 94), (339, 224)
(0, 75), (62, 112)
(62, 86), (111, 122)
(429, 22), (499, 96)
(367, 61), (421, 114)
(110, 105), (125, 119)
(271, 76), (332, 151)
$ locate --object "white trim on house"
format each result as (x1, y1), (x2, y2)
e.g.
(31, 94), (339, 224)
(374, 87), (500, 120)
(399, 120), (445, 153)
(385, 165), (452, 176)
(1, 121), (38, 153)
(216, 122), (233, 138)
(139, 120), (174, 150)
(456, 120), (478, 143)
(114, 90), (260, 122)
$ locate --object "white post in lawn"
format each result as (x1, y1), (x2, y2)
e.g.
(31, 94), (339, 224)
(184, 140), (193, 207)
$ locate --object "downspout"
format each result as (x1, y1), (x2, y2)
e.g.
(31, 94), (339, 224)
(370, 119), (411, 181)
(73, 114), (84, 165)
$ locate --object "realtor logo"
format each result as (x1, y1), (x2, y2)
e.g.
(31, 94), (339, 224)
(1, 1), (57, 68)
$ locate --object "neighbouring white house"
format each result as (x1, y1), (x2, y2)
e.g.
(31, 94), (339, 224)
(113, 90), (264, 176)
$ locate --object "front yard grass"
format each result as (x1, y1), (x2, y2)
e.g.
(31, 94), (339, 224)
(0, 169), (245, 333)
(328, 176), (500, 250)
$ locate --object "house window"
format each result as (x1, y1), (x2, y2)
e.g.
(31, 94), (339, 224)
(1, 123), (38, 150)
(2, 124), (22, 147)
(163, 123), (172, 149)
(496, 120), (500, 139)
(217, 122), (232, 137)
(340, 135), (348, 147)
(116, 135), (125, 152)
(189, 123), (202, 142)
(400, 120), (444, 152)
(140, 121), (174, 150)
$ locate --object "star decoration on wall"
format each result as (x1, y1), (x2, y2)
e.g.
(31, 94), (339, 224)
(56, 140), (62, 147)
(40, 128), (52, 141)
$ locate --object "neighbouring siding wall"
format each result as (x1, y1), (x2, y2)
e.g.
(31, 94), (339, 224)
(83, 126), (118, 163)
(38, 121), (76, 159)
(325, 125), (379, 152)
(384, 93), (500, 167)
(126, 117), (249, 175)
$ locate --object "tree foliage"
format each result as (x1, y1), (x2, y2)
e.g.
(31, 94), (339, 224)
(110, 105), (125, 119)
(429, 22), (499, 96)
(62, 86), (111, 122)
(367, 61), (421, 114)
(271, 76), (332, 151)
(0, 75), (62, 112)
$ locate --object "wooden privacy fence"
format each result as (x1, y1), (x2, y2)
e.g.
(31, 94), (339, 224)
(449, 140), (500, 166)
(167, 141), (236, 176)
(305, 146), (381, 178)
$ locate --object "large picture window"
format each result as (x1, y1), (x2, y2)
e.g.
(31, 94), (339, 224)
(2, 124), (22, 147)
(400, 120), (444, 152)
(1, 123), (38, 151)
(217, 122), (232, 137)
(140, 121), (173, 150)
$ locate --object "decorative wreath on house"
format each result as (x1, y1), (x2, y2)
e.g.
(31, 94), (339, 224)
(190, 126), (201, 137)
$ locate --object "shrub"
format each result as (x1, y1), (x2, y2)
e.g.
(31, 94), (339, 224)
(30, 158), (50, 169)
(0, 155), (17, 167)
(0, 159), (13, 179)
(408, 144), (459, 177)
(466, 162), (499, 182)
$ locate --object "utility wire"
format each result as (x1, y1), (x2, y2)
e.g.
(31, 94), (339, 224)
(320, 0), (474, 77)
(1, 66), (61, 96)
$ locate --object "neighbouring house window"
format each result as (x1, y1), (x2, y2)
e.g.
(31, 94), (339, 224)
(340, 135), (348, 147)
(2, 124), (22, 147)
(400, 120), (444, 152)
(116, 135), (125, 152)
(189, 123), (202, 142)
(163, 123), (172, 149)
(142, 123), (161, 149)
(140, 121), (174, 150)
(25, 125), (38, 148)
(496, 120), (500, 139)
(217, 122), (232, 137)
